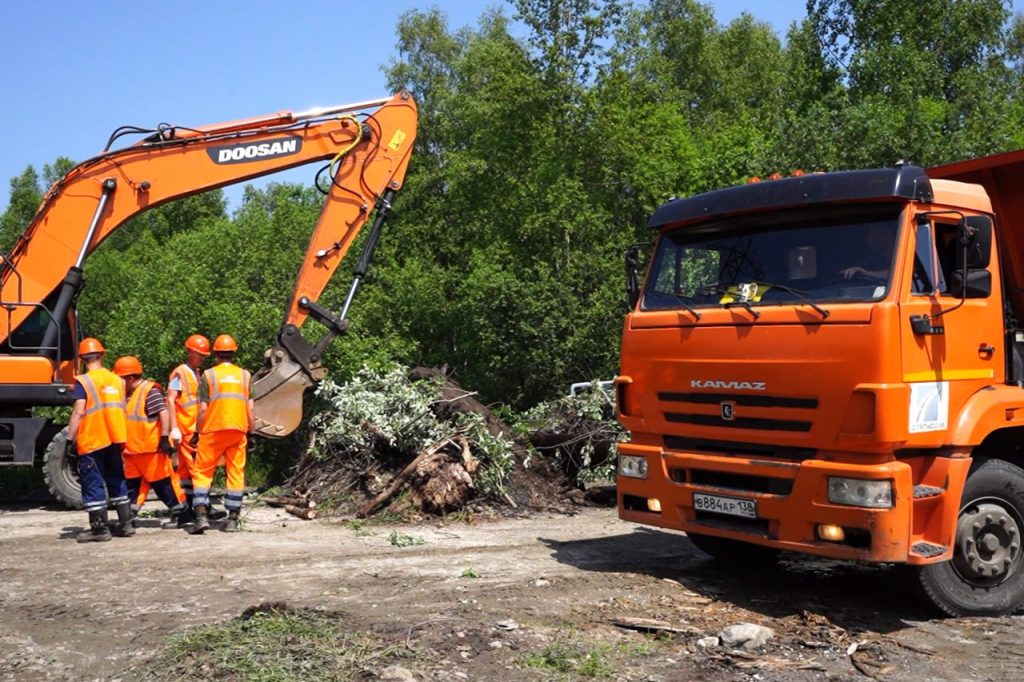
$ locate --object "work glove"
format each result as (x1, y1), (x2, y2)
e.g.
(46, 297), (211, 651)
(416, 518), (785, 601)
(189, 432), (199, 448)
(169, 427), (182, 447)
(64, 438), (77, 459)
(159, 435), (174, 456)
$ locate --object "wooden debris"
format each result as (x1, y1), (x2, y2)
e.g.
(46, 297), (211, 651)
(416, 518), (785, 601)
(609, 617), (696, 635)
(458, 437), (479, 473)
(284, 504), (317, 520)
(263, 495), (316, 510)
(357, 439), (452, 518)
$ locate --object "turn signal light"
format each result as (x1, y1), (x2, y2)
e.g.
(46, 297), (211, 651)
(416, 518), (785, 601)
(817, 524), (845, 542)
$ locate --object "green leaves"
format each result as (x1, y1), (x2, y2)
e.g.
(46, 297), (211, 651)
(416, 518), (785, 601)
(6, 0), (1024, 433)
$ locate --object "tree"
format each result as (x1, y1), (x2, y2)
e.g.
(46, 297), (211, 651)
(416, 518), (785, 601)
(806, 0), (1019, 166)
(0, 166), (42, 254)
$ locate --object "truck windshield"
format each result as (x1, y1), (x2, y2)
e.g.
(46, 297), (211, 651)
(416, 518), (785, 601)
(642, 204), (902, 312)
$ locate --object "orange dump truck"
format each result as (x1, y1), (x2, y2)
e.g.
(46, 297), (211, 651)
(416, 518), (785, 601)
(616, 152), (1024, 616)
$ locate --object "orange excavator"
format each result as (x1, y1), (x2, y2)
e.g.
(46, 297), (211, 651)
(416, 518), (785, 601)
(0, 92), (417, 505)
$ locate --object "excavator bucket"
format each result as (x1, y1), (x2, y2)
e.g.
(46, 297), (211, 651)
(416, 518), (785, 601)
(250, 345), (321, 438)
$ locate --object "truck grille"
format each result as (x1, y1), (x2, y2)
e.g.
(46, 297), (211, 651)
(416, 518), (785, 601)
(665, 412), (811, 432)
(664, 436), (816, 461)
(660, 391), (817, 433)
(683, 468), (794, 495)
(659, 392), (818, 409)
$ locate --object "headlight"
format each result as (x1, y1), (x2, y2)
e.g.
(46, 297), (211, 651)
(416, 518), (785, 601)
(619, 455), (648, 479)
(828, 477), (893, 509)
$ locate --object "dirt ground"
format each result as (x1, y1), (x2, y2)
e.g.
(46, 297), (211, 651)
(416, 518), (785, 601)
(1, 503), (1021, 681)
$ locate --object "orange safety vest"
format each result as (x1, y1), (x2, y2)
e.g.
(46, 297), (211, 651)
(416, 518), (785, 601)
(169, 364), (200, 435)
(202, 363), (250, 433)
(76, 368), (127, 454)
(125, 379), (161, 455)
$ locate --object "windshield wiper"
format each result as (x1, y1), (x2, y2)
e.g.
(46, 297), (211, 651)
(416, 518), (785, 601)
(698, 283), (762, 320)
(723, 299), (761, 319)
(667, 293), (702, 320)
(757, 281), (830, 319)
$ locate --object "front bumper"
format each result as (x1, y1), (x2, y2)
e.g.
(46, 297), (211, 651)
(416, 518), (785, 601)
(617, 442), (934, 563)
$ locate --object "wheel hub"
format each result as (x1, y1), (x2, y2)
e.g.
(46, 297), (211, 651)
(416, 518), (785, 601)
(954, 502), (1021, 581)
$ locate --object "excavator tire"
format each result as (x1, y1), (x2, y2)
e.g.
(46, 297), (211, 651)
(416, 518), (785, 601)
(43, 428), (83, 510)
(686, 531), (780, 564)
(916, 458), (1024, 617)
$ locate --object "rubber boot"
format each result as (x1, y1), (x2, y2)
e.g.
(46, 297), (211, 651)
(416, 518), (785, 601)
(77, 510), (112, 543)
(176, 506), (196, 528)
(190, 505), (210, 534)
(221, 510), (241, 533)
(111, 501), (136, 537)
(167, 504), (187, 528)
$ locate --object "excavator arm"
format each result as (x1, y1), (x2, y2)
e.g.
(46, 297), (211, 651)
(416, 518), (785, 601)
(0, 91), (417, 442)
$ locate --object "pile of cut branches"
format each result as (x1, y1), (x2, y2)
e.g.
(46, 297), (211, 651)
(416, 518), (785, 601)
(516, 382), (626, 487)
(284, 365), (566, 517)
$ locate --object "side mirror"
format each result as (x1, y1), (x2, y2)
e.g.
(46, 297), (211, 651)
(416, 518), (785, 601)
(956, 215), (992, 270)
(625, 245), (641, 311)
(950, 268), (992, 299)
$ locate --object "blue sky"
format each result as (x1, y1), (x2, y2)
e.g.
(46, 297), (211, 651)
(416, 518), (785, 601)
(0, 0), (960, 214)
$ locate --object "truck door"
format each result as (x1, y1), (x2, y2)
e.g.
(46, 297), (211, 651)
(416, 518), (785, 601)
(899, 214), (1000, 440)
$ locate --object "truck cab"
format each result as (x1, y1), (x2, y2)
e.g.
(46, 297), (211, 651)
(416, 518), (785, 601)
(617, 161), (1024, 616)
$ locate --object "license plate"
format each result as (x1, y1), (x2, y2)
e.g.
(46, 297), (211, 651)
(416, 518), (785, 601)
(692, 492), (757, 519)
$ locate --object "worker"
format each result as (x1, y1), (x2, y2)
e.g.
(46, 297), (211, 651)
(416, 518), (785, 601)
(67, 338), (134, 543)
(115, 356), (185, 525)
(164, 334), (212, 525)
(189, 334), (254, 533)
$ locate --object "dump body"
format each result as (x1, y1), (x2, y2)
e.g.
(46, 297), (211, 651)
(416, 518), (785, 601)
(930, 150), (1024, 318)
(617, 161), (1024, 568)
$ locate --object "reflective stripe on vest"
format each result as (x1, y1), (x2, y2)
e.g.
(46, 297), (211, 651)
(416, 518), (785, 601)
(202, 364), (249, 432)
(125, 379), (160, 454)
(171, 364), (200, 433)
(76, 368), (127, 455)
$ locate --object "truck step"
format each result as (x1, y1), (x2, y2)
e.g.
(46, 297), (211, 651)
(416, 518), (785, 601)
(911, 541), (947, 558)
(913, 484), (944, 499)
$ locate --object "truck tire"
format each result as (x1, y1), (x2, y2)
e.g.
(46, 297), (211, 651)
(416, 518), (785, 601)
(917, 458), (1024, 616)
(43, 428), (83, 510)
(686, 532), (780, 563)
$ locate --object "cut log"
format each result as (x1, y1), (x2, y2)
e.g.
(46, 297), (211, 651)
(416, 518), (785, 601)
(284, 504), (317, 520)
(263, 495), (316, 509)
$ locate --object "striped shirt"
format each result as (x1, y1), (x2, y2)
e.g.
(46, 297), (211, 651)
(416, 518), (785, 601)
(126, 384), (165, 418)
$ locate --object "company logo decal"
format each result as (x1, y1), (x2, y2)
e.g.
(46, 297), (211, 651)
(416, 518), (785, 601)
(720, 402), (736, 421)
(209, 137), (302, 164)
(690, 380), (767, 391)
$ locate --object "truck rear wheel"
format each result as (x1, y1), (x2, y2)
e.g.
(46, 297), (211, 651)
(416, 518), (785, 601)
(686, 531), (779, 563)
(917, 458), (1024, 616)
(43, 428), (82, 510)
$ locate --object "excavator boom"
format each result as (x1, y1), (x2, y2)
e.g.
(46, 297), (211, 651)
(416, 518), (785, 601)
(0, 92), (417, 458)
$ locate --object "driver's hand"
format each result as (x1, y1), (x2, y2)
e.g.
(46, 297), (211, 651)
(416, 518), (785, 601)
(840, 266), (863, 279)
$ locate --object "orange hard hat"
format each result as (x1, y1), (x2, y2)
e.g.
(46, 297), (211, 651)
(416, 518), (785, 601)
(184, 334), (211, 355)
(113, 355), (144, 378)
(78, 337), (106, 356)
(213, 334), (238, 352)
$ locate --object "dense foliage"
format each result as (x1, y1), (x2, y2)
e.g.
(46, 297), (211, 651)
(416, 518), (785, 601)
(3, 0), (1023, 413)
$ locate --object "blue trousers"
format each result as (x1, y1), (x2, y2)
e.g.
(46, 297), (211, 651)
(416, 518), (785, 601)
(78, 444), (129, 512)
(126, 476), (182, 512)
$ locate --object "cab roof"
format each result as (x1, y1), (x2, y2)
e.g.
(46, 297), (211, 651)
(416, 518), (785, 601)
(648, 166), (934, 229)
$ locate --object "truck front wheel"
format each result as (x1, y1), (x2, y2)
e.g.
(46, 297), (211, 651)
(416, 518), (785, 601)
(917, 458), (1024, 616)
(686, 532), (780, 563)
(43, 428), (83, 510)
